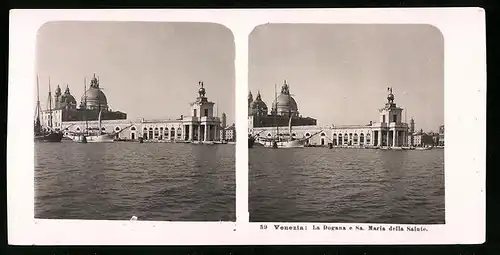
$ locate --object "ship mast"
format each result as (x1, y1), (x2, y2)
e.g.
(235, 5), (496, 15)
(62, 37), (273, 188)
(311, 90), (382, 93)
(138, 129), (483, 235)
(84, 77), (88, 135)
(48, 77), (53, 129)
(286, 80), (291, 117)
(274, 83), (278, 141)
(34, 75), (42, 133)
(286, 80), (292, 138)
(97, 75), (100, 134)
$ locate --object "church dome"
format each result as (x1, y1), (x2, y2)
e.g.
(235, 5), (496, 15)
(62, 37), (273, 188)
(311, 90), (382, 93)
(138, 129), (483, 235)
(61, 85), (77, 105)
(81, 74), (108, 110)
(250, 91), (268, 116)
(62, 94), (77, 104)
(272, 80), (299, 116)
(82, 87), (108, 109)
(274, 94), (298, 110)
(251, 100), (268, 110)
(55, 85), (77, 109)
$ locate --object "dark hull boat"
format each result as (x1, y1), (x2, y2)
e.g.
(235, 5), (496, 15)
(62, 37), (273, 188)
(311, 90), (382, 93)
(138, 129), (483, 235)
(34, 132), (63, 142)
(34, 75), (63, 143)
(248, 136), (255, 148)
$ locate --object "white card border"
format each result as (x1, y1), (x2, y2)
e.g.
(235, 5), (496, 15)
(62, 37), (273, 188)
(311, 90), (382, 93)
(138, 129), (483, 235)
(8, 8), (486, 245)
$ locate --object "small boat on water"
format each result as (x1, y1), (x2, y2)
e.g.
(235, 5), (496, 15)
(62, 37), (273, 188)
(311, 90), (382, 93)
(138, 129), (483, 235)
(255, 81), (307, 149)
(34, 131), (64, 142)
(68, 76), (123, 144)
(416, 146), (432, 150)
(259, 138), (305, 148)
(248, 135), (255, 148)
(401, 146), (415, 150)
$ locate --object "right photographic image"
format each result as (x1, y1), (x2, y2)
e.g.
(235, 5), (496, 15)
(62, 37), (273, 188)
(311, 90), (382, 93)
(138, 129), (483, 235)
(248, 24), (445, 224)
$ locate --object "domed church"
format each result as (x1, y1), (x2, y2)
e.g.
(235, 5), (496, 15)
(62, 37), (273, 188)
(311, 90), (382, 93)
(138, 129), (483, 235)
(54, 85), (77, 110)
(248, 91), (268, 117)
(248, 80), (317, 128)
(271, 80), (299, 117)
(39, 73), (127, 130)
(39, 77), (226, 143)
(80, 74), (109, 111)
(249, 85), (410, 148)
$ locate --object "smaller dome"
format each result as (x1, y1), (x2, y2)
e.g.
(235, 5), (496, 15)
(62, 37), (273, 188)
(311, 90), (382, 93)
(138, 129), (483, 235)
(251, 99), (268, 111)
(61, 85), (77, 105)
(56, 85), (77, 109)
(250, 91), (268, 116)
(61, 94), (77, 105)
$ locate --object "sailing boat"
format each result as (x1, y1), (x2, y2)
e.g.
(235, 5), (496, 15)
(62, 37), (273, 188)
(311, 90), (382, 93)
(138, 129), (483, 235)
(258, 81), (305, 148)
(71, 75), (115, 143)
(83, 109), (115, 143)
(34, 76), (63, 142)
(270, 115), (305, 148)
(72, 78), (88, 143)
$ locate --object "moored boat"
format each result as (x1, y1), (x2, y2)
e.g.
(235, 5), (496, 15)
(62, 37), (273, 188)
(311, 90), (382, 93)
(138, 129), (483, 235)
(34, 131), (64, 142)
(69, 76), (118, 144)
(34, 76), (63, 142)
(248, 135), (255, 148)
(415, 146), (432, 150)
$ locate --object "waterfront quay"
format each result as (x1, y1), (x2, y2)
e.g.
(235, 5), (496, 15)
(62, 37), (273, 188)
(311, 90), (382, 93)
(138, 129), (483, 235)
(41, 77), (236, 143)
(249, 83), (443, 148)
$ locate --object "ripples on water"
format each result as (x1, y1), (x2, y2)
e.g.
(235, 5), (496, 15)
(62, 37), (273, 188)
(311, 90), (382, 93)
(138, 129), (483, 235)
(249, 148), (445, 224)
(35, 142), (235, 221)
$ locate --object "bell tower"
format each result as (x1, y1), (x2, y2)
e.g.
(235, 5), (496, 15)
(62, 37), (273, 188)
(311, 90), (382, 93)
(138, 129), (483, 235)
(54, 85), (62, 109)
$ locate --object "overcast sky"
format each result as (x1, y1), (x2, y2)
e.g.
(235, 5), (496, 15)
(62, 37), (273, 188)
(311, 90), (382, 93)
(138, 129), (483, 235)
(36, 21), (235, 124)
(249, 24), (444, 132)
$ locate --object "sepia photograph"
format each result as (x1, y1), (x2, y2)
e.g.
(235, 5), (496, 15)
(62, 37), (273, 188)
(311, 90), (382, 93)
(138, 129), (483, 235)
(8, 8), (485, 245)
(248, 24), (445, 224)
(34, 21), (236, 221)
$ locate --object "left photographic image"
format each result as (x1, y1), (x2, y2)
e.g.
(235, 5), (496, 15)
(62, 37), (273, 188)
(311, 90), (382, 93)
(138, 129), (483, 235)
(34, 21), (236, 221)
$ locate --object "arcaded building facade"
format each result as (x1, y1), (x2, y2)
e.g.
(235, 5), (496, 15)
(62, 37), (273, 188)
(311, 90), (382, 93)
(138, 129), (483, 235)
(41, 77), (224, 142)
(249, 85), (409, 147)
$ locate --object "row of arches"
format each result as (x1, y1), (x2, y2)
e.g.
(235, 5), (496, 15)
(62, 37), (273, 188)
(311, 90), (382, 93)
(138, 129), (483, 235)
(74, 126), (138, 132)
(143, 127), (182, 140)
(261, 132), (326, 138)
(255, 130), (374, 147)
(332, 132), (372, 146)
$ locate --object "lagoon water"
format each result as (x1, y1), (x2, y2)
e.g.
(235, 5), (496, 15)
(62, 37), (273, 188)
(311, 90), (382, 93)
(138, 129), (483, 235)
(249, 147), (445, 224)
(35, 141), (235, 221)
